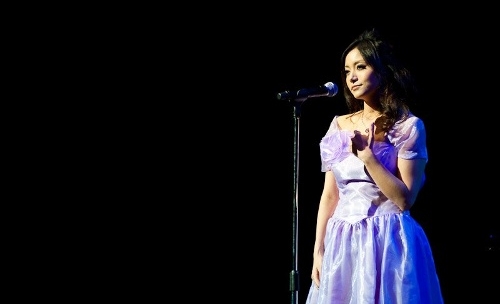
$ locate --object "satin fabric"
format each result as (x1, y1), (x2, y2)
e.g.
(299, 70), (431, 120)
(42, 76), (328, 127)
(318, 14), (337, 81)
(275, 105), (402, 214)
(305, 114), (443, 304)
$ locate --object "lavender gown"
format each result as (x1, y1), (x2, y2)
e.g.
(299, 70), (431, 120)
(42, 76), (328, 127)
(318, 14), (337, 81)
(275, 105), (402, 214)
(305, 114), (443, 304)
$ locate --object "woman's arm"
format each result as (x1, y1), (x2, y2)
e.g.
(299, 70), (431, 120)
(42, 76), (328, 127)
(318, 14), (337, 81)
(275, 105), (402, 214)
(311, 171), (339, 287)
(355, 122), (426, 210)
(364, 156), (426, 210)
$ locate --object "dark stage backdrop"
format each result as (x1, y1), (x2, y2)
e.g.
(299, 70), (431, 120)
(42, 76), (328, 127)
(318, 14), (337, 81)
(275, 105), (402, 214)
(200, 10), (499, 304)
(57, 4), (500, 303)
(121, 5), (498, 303)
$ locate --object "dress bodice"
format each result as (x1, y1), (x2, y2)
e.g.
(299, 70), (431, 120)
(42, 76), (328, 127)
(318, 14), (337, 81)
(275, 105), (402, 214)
(319, 114), (428, 223)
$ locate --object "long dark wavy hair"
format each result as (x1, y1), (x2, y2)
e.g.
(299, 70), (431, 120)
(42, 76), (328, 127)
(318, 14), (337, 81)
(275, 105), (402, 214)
(340, 28), (417, 132)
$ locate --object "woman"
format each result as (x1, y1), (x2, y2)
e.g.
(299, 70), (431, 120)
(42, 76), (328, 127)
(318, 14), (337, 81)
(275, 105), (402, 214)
(305, 28), (444, 304)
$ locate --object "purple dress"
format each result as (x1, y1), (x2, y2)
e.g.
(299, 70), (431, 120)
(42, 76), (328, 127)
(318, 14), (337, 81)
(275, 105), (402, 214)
(305, 114), (443, 304)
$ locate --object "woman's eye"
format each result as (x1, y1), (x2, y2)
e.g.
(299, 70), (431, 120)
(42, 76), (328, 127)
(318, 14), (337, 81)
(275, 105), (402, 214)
(356, 65), (366, 70)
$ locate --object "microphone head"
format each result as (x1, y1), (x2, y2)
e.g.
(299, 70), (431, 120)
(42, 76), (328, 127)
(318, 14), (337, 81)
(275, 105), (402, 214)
(324, 82), (339, 97)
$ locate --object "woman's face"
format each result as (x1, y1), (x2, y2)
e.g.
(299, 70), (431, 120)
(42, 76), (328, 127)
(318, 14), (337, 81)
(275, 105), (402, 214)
(344, 48), (380, 101)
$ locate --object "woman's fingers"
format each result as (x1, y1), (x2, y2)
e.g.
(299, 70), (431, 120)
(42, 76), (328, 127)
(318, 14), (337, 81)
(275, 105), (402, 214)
(311, 272), (320, 289)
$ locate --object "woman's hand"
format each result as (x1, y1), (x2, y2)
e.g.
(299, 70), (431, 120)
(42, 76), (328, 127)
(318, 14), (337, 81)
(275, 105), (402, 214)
(311, 251), (324, 289)
(352, 122), (375, 162)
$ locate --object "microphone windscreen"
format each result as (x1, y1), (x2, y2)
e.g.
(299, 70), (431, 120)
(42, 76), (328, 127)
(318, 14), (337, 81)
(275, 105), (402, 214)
(324, 82), (338, 97)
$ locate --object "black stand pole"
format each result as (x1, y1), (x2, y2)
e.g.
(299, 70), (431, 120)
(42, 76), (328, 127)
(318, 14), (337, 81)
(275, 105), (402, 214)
(277, 84), (338, 303)
(289, 101), (301, 304)
(277, 89), (310, 304)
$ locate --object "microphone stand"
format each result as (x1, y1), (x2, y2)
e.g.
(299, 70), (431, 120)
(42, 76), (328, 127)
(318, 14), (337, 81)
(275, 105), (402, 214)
(286, 96), (307, 304)
(277, 84), (337, 304)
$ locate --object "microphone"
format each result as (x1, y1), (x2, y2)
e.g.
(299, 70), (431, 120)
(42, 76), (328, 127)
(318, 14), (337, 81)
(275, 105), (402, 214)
(276, 82), (339, 101)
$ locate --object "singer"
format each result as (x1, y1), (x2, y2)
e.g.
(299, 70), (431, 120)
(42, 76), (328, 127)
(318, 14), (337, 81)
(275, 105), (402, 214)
(305, 28), (443, 304)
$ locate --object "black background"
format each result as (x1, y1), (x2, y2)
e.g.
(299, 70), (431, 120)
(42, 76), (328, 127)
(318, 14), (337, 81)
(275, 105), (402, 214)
(107, 4), (500, 303)
(188, 8), (499, 304)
